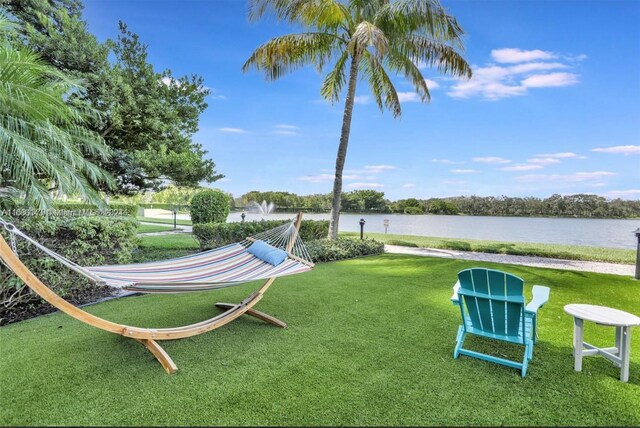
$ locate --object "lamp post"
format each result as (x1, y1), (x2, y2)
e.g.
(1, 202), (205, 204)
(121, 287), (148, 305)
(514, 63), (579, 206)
(635, 228), (640, 280)
(383, 219), (389, 234)
(172, 207), (177, 230)
(359, 218), (366, 240)
(241, 212), (246, 223)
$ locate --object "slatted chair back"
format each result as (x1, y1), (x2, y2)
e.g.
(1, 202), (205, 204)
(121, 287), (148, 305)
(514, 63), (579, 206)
(457, 268), (526, 343)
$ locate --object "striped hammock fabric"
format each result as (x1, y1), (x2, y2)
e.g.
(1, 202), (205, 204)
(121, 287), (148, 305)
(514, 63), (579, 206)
(87, 242), (312, 293)
(1, 216), (314, 294)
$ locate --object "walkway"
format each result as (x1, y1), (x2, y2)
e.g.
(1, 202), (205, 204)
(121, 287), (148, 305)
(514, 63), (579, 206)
(384, 245), (635, 277)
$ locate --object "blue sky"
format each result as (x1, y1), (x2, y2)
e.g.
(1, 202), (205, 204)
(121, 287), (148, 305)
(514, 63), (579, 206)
(83, 0), (640, 201)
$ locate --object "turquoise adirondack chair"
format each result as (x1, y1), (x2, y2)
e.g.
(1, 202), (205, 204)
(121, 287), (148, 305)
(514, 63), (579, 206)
(451, 268), (550, 377)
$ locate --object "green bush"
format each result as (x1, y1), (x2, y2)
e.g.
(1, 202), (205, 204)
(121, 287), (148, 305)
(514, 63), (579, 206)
(306, 238), (385, 262)
(193, 220), (329, 251)
(0, 216), (139, 325)
(52, 202), (138, 216)
(386, 239), (419, 247)
(190, 190), (230, 224)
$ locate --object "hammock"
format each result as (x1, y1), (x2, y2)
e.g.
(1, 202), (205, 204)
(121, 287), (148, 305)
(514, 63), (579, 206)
(0, 213), (314, 374)
(2, 217), (313, 292)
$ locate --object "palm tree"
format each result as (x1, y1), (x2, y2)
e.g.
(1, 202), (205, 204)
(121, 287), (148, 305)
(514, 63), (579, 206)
(243, 0), (472, 239)
(0, 14), (113, 210)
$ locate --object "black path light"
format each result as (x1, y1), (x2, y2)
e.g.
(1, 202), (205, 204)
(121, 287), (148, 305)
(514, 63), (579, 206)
(635, 228), (640, 280)
(172, 206), (177, 230)
(241, 211), (246, 223)
(359, 218), (366, 240)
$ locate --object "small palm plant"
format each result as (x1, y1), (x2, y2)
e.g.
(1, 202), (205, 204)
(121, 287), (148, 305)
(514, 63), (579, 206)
(244, 0), (472, 238)
(0, 13), (113, 211)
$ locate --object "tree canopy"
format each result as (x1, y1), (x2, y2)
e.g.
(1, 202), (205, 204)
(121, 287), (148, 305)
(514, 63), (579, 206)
(5, 0), (223, 196)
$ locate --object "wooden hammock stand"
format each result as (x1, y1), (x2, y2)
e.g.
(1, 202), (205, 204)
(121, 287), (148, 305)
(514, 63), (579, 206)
(0, 213), (305, 374)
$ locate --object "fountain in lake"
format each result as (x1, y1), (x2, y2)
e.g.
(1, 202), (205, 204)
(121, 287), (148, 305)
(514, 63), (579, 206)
(247, 200), (276, 215)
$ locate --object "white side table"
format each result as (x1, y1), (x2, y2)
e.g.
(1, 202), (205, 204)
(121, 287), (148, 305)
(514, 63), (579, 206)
(564, 304), (640, 382)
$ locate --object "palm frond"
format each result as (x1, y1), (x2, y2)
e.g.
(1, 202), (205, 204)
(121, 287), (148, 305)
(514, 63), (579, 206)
(249, 0), (351, 31)
(375, 0), (466, 48)
(242, 32), (343, 79)
(320, 50), (349, 103)
(359, 50), (401, 117)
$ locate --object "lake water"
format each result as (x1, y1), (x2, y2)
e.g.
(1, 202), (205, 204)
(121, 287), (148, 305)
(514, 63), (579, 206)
(150, 209), (640, 249)
(225, 212), (639, 249)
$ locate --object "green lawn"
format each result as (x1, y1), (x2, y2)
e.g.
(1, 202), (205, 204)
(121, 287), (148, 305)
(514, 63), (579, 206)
(1, 255), (638, 426)
(133, 233), (200, 262)
(137, 223), (176, 234)
(343, 232), (636, 265)
(137, 216), (193, 226)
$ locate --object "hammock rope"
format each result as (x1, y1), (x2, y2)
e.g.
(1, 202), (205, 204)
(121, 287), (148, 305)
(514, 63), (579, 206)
(0, 216), (314, 293)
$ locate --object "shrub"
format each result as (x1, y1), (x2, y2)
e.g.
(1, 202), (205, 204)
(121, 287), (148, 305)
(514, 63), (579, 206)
(305, 238), (385, 262)
(193, 220), (329, 250)
(0, 216), (138, 325)
(386, 239), (419, 247)
(190, 190), (230, 224)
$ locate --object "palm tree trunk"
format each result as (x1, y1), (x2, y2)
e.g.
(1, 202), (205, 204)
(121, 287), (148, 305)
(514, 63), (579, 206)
(328, 51), (361, 239)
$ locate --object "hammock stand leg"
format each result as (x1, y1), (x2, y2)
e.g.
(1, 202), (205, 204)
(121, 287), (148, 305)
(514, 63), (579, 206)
(214, 302), (287, 328)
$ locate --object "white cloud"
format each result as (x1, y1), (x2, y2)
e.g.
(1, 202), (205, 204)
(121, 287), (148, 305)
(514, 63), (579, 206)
(274, 130), (298, 136)
(607, 189), (640, 199)
(592, 145), (640, 155)
(402, 183), (416, 188)
(516, 171), (616, 183)
(397, 92), (421, 103)
(365, 165), (397, 173)
(354, 95), (371, 105)
(527, 157), (561, 165)
(424, 79), (440, 89)
(566, 54), (588, 62)
(432, 159), (464, 164)
(298, 174), (334, 183)
(508, 62), (568, 74)
(218, 127), (245, 133)
(346, 182), (384, 189)
(447, 51), (581, 100)
(451, 169), (480, 174)
(275, 124), (299, 130)
(491, 48), (557, 63)
(521, 72), (579, 88)
(536, 152), (586, 159)
(500, 164), (544, 171)
(472, 156), (511, 164)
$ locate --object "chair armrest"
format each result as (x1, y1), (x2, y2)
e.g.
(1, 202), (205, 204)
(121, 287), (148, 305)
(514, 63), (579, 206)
(525, 285), (550, 314)
(451, 280), (460, 305)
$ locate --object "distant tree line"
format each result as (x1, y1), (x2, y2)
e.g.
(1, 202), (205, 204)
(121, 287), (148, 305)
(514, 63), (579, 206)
(235, 191), (640, 219)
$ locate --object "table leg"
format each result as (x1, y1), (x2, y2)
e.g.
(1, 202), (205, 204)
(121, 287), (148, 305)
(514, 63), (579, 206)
(573, 318), (584, 372)
(620, 326), (631, 382)
(615, 326), (622, 356)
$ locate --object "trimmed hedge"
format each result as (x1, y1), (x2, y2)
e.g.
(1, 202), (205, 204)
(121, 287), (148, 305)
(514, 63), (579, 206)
(190, 190), (230, 224)
(52, 202), (138, 217)
(305, 238), (385, 262)
(0, 216), (139, 325)
(193, 220), (329, 250)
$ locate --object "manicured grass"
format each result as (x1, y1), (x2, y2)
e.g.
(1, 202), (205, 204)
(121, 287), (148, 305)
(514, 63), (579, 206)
(132, 233), (200, 262)
(343, 232), (636, 265)
(137, 224), (176, 234)
(137, 216), (193, 226)
(1, 255), (638, 426)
